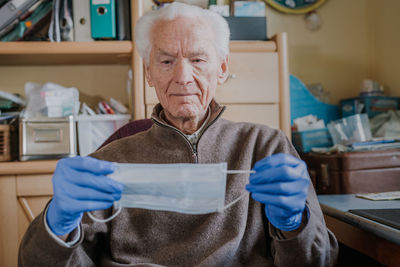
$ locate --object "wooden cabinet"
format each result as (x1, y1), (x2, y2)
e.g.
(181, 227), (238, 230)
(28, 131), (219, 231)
(0, 161), (56, 267)
(145, 37), (290, 135)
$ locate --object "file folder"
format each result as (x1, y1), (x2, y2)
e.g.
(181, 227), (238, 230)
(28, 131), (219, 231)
(90, 0), (116, 39)
(73, 0), (94, 41)
(0, 0), (39, 32)
(116, 0), (131, 40)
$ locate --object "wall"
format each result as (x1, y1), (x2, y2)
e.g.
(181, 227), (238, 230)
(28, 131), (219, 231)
(266, 0), (376, 104)
(373, 0), (400, 96)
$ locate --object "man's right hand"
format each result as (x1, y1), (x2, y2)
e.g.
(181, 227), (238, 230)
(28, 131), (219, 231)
(46, 156), (124, 236)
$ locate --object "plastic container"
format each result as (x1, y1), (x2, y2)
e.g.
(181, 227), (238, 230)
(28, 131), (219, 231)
(292, 128), (333, 153)
(290, 75), (339, 125)
(340, 96), (400, 118)
(327, 114), (372, 146)
(76, 114), (131, 156)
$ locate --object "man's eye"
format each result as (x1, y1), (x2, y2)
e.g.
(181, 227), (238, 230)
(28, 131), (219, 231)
(192, 59), (203, 63)
(161, 60), (172, 65)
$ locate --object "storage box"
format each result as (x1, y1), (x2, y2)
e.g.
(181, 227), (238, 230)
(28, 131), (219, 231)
(224, 16), (267, 40)
(340, 96), (400, 118)
(0, 124), (10, 161)
(0, 114), (19, 161)
(302, 150), (400, 194)
(77, 114), (130, 156)
(292, 128), (333, 153)
(19, 116), (77, 161)
(290, 75), (339, 125)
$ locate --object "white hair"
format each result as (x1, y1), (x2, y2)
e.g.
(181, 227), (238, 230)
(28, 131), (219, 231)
(135, 2), (230, 65)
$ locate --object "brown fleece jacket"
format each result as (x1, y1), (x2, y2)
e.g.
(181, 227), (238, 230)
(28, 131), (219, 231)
(19, 101), (338, 266)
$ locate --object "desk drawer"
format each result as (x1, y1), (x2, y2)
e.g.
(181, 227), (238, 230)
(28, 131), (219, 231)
(144, 52), (279, 104)
(146, 104), (279, 129)
(16, 175), (53, 234)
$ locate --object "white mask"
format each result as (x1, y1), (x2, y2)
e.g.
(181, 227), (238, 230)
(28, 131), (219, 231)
(88, 163), (254, 223)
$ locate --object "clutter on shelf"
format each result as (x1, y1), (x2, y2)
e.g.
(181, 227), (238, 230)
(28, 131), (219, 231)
(0, 0), (132, 42)
(152, 0), (267, 40)
(290, 75), (400, 154)
(290, 75), (339, 125)
(0, 112), (19, 162)
(327, 114), (372, 146)
(306, 83), (331, 104)
(370, 110), (400, 138)
(290, 75), (338, 153)
(340, 95), (400, 118)
(292, 114), (332, 153)
(293, 114), (325, 132)
(15, 81), (131, 161)
(22, 82), (79, 118)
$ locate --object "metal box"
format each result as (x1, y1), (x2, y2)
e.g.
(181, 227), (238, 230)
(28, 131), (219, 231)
(19, 116), (77, 161)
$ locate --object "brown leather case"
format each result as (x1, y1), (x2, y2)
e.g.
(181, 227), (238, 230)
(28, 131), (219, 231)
(301, 150), (400, 194)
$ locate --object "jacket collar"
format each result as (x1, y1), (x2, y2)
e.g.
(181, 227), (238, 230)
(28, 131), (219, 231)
(150, 99), (226, 133)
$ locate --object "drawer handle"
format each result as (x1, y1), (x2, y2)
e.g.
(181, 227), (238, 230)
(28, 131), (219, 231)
(320, 163), (330, 189)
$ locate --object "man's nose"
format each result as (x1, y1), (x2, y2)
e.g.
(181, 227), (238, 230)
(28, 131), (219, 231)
(174, 59), (193, 86)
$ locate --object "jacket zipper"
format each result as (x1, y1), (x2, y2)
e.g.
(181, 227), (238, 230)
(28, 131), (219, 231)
(152, 106), (226, 163)
(152, 119), (198, 162)
(192, 109), (225, 160)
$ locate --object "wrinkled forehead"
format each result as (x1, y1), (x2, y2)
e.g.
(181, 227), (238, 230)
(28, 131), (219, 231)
(150, 16), (217, 56)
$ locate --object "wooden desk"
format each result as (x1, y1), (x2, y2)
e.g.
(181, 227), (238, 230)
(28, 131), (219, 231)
(318, 194), (400, 267)
(0, 160), (57, 267)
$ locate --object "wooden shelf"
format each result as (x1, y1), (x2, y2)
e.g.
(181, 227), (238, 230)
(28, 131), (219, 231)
(230, 41), (277, 52)
(0, 40), (276, 66)
(0, 160), (57, 175)
(0, 41), (133, 65)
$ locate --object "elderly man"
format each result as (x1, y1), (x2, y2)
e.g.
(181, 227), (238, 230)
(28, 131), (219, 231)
(19, 3), (338, 266)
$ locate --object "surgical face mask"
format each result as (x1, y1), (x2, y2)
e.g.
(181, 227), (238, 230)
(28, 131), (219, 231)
(88, 163), (254, 223)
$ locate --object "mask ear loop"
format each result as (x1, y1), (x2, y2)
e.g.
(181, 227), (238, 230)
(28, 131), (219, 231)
(87, 202), (122, 223)
(225, 170), (256, 174)
(223, 192), (249, 211)
(220, 169), (255, 211)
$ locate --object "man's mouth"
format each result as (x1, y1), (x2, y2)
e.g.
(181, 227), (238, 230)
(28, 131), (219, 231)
(170, 93), (197, 97)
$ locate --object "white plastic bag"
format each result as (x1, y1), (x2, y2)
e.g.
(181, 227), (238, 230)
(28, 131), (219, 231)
(370, 110), (400, 138)
(24, 82), (79, 118)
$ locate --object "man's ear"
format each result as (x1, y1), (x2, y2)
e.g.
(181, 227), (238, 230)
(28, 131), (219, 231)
(217, 56), (229, 85)
(145, 64), (154, 87)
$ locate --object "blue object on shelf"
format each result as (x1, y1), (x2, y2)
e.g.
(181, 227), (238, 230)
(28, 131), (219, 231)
(292, 128), (333, 153)
(340, 96), (400, 118)
(290, 75), (339, 124)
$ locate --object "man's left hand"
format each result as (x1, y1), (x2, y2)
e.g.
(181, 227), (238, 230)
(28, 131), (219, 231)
(246, 153), (310, 232)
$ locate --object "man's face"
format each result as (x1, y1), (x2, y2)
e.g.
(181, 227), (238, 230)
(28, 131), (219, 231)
(146, 17), (228, 121)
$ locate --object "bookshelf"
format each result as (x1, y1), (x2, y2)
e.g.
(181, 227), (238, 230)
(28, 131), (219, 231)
(0, 0), (145, 120)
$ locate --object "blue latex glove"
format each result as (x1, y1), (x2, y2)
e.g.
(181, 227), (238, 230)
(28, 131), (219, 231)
(246, 153), (310, 231)
(46, 156), (123, 236)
